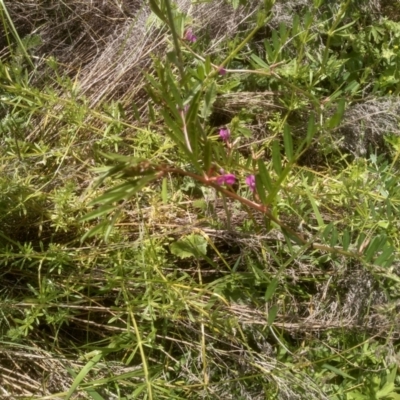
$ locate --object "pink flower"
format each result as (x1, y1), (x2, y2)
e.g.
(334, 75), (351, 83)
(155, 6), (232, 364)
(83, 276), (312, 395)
(218, 67), (227, 75)
(184, 28), (197, 43)
(245, 175), (256, 192)
(217, 173), (236, 186)
(219, 127), (230, 141)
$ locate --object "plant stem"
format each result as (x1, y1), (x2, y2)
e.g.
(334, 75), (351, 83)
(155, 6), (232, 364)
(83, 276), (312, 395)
(164, 0), (185, 83)
(159, 165), (362, 260)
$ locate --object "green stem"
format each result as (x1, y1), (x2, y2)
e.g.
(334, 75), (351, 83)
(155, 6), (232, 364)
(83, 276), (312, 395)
(164, 0), (185, 83)
(320, 0), (352, 72)
(123, 283), (153, 400)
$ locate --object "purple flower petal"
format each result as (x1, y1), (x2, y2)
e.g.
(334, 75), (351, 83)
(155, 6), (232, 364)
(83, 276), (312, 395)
(184, 28), (197, 43)
(216, 173), (236, 186)
(224, 173), (236, 185)
(245, 175), (256, 192)
(218, 67), (227, 75)
(219, 127), (230, 141)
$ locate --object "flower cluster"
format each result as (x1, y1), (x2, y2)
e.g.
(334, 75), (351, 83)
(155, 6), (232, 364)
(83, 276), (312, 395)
(214, 172), (256, 193)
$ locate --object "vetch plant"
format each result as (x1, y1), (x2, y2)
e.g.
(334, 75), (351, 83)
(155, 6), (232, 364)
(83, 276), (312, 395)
(82, 0), (395, 269)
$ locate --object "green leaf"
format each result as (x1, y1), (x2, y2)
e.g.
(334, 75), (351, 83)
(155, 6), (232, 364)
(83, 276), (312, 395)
(373, 244), (394, 267)
(377, 366), (397, 399)
(332, 19), (357, 34)
(306, 113), (316, 144)
(283, 123), (293, 161)
(328, 98), (346, 129)
(161, 177), (168, 204)
(148, 0), (166, 23)
(205, 55), (212, 74)
(267, 305), (278, 326)
(201, 82), (217, 119)
(365, 234), (385, 262)
(232, 256), (242, 272)
(203, 139), (212, 173)
(65, 351), (103, 400)
(92, 176), (156, 206)
(292, 14), (300, 36)
(257, 159), (273, 192)
(250, 53), (270, 69)
(80, 204), (116, 222)
(104, 209), (121, 242)
(347, 391), (368, 400)
(265, 278), (278, 301)
(377, 382), (395, 399)
(255, 175), (268, 205)
(271, 140), (282, 175)
(330, 225), (338, 247)
(345, 80), (360, 94)
(165, 67), (183, 109)
(148, 100), (156, 122)
(81, 220), (109, 242)
(323, 222), (333, 241)
(322, 364), (355, 380)
(305, 186), (324, 229)
(256, 10), (267, 28)
(342, 229), (351, 250)
(170, 234), (208, 259)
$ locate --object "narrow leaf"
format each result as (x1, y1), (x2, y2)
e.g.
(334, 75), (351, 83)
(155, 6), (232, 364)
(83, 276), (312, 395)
(203, 139), (212, 174)
(257, 159), (273, 192)
(322, 364), (355, 380)
(265, 278), (278, 301)
(323, 222), (333, 241)
(272, 140), (282, 175)
(80, 204), (116, 222)
(328, 98), (346, 129)
(330, 225), (338, 247)
(306, 113), (316, 144)
(250, 53), (270, 69)
(201, 81), (217, 119)
(165, 67), (183, 109)
(342, 229), (350, 250)
(305, 186), (324, 229)
(255, 175), (268, 205)
(148, 0), (166, 23)
(374, 246), (395, 267)
(283, 123), (293, 161)
(65, 351), (103, 400)
(161, 177), (168, 204)
(267, 305), (278, 326)
(365, 235), (384, 262)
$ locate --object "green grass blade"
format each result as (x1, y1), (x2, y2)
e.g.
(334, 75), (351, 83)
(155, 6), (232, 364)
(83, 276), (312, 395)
(65, 351), (103, 400)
